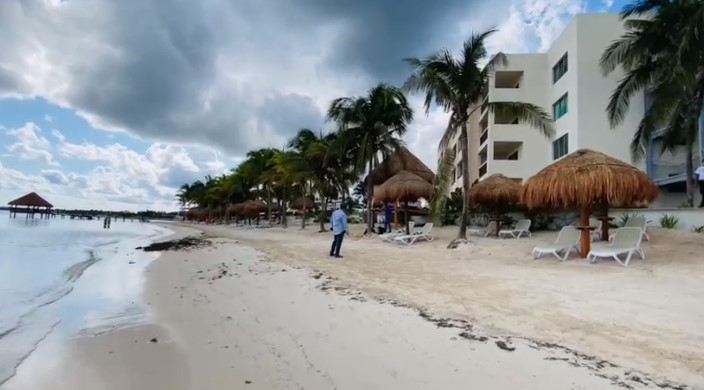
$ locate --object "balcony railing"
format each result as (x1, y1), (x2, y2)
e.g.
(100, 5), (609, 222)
(479, 129), (488, 145)
(479, 162), (487, 178)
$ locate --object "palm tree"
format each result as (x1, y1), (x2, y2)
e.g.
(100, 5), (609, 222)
(327, 83), (414, 233)
(599, 0), (704, 206)
(403, 29), (554, 241)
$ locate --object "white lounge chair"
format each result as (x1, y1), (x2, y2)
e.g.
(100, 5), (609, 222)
(610, 216), (649, 242)
(468, 221), (497, 237)
(587, 218), (603, 242)
(394, 223), (434, 245)
(587, 227), (645, 267)
(532, 226), (580, 261)
(499, 219), (532, 239)
(379, 222), (415, 242)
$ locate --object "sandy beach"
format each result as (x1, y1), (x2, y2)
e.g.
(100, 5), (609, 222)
(7, 222), (703, 390)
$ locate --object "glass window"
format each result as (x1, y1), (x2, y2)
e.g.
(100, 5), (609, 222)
(552, 53), (568, 83)
(552, 93), (568, 120)
(552, 133), (569, 160)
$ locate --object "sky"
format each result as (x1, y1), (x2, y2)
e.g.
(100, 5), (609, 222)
(0, 0), (629, 211)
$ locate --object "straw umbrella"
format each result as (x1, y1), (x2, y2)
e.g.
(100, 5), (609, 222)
(522, 149), (659, 258)
(468, 174), (522, 236)
(290, 197), (315, 211)
(375, 170), (434, 234)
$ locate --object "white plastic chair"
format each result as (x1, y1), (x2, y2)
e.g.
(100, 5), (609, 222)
(394, 223), (434, 245)
(379, 221), (414, 242)
(499, 219), (532, 238)
(588, 227), (645, 267)
(468, 221), (497, 237)
(532, 226), (581, 261)
(610, 216), (649, 242)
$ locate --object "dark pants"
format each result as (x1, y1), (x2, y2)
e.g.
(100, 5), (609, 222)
(330, 233), (344, 256)
(699, 181), (704, 206)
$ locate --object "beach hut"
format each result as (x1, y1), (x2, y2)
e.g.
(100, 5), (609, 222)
(375, 170), (434, 234)
(7, 192), (53, 219)
(241, 200), (268, 219)
(521, 149), (659, 258)
(468, 174), (522, 236)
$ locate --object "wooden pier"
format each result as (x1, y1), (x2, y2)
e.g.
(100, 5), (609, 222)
(7, 192), (54, 219)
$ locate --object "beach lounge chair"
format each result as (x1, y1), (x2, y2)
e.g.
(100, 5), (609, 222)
(609, 216), (649, 242)
(588, 218), (602, 241)
(468, 221), (497, 237)
(393, 223), (434, 245)
(531, 226), (580, 261)
(498, 219), (532, 239)
(379, 221), (414, 242)
(587, 227), (645, 267)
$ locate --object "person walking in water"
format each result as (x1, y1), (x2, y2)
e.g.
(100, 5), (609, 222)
(330, 204), (349, 258)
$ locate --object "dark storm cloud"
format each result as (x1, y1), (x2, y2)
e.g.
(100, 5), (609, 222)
(292, 0), (481, 84)
(0, 0), (479, 157)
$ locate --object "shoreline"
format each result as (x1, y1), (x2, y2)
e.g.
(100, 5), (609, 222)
(5, 222), (700, 389)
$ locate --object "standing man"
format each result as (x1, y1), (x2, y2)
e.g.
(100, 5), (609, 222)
(330, 204), (349, 258)
(696, 159), (704, 208)
(384, 203), (393, 233)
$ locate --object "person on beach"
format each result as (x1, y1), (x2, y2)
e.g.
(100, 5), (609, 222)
(696, 159), (704, 208)
(330, 204), (349, 258)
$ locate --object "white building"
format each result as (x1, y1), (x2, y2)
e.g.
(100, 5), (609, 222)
(444, 13), (703, 207)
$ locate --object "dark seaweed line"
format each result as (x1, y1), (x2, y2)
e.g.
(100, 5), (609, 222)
(314, 274), (692, 390)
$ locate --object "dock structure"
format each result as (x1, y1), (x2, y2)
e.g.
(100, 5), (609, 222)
(7, 192), (54, 219)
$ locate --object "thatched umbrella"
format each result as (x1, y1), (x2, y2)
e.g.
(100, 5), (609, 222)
(367, 147), (434, 185)
(375, 170), (434, 234)
(468, 174), (522, 236)
(241, 200), (268, 218)
(522, 149), (659, 258)
(290, 197), (315, 210)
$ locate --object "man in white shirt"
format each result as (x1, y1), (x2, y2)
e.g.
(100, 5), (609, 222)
(696, 159), (704, 208)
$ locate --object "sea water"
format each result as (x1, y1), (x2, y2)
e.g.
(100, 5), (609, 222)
(0, 211), (172, 386)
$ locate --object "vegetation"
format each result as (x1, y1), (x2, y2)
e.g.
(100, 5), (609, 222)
(600, 0), (704, 206)
(659, 213), (680, 229)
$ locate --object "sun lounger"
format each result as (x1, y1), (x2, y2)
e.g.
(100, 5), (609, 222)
(393, 223), (434, 245)
(609, 216), (649, 242)
(587, 227), (644, 267)
(379, 222), (415, 242)
(532, 226), (580, 261)
(468, 221), (497, 237)
(499, 219), (532, 239)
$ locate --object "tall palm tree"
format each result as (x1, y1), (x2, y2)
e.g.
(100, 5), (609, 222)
(599, 0), (704, 206)
(327, 83), (414, 233)
(403, 29), (554, 241)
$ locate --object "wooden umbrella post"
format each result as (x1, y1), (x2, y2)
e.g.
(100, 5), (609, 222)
(404, 201), (410, 235)
(394, 199), (399, 228)
(600, 202), (610, 241)
(579, 206), (591, 258)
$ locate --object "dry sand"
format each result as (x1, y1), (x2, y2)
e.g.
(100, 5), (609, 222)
(9, 222), (703, 389)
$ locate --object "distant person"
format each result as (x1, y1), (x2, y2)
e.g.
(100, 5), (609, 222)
(696, 159), (704, 208)
(330, 204), (349, 258)
(384, 203), (393, 232)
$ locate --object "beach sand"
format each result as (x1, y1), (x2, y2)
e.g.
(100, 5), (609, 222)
(9, 222), (702, 389)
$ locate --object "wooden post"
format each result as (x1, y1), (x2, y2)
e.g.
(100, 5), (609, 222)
(394, 200), (399, 228)
(600, 203), (610, 241)
(579, 207), (591, 258)
(404, 201), (410, 235)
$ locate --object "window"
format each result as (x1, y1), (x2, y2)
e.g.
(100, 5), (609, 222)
(552, 53), (568, 83)
(552, 133), (569, 160)
(552, 93), (568, 120)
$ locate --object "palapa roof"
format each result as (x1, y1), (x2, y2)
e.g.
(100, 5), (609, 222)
(521, 149), (659, 209)
(469, 174), (522, 206)
(8, 192), (53, 208)
(374, 170), (434, 203)
(290, 196), (315, 210)
(367, 148), (434, 185)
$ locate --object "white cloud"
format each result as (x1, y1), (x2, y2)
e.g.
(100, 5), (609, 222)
(44, 114), (53, 122)
(5, 122), (59, 166)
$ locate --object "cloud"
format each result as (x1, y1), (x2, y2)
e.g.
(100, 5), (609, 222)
(0, 0), (592, 209)
(5, 122), (59, 166)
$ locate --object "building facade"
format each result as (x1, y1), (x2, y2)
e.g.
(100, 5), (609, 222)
(442, 13), (703, 207)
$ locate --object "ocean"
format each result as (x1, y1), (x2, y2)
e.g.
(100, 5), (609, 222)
(0, 211), (172, 386)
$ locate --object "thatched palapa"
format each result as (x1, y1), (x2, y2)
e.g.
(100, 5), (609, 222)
(367, 148), (434, 185)
(469, 174), (521, 206)
(374, 171), (434, 203)
(241, 200), (268, 217)
(521, 149), (659, 258)
(290, 197), (315, 210)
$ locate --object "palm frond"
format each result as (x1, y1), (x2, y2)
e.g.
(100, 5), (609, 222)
(429, 147), (456, 225)
(487, 101), (555, 138)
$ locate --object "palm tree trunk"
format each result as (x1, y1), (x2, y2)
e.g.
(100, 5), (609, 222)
(282, 187), (288, 228)
(319, 196), (328, 232)
(367, 156), (374, 234)
(301, 181), (307, 230)
(685, 145), (695, 207)
(267, 186), (272, 222)
(457, 122), (471, 239)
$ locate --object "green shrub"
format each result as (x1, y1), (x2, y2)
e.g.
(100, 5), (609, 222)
(659, 214), (679, 229)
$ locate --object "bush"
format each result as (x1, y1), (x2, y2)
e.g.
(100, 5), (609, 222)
(659, 213), (679, 229)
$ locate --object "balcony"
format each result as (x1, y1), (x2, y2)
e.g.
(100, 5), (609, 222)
(494, 71), (523, 89)
(494, 110), (520, 125)
(493, 141), (522, 160)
